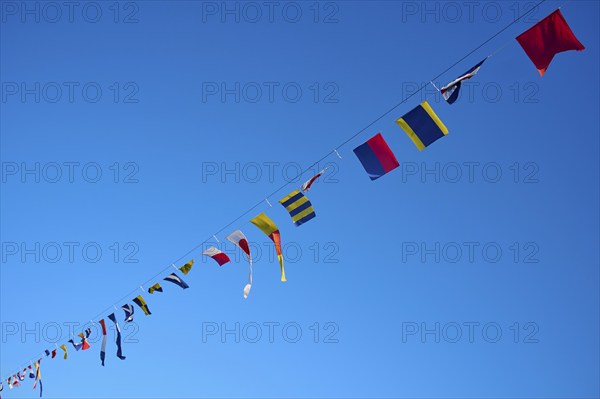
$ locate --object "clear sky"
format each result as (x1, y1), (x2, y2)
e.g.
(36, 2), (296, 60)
(1, 1), (599, 398)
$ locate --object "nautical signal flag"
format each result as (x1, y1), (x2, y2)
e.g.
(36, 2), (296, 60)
(33, 359), (42, 398)
(122, 304), (134, 323)
(353, 133), (399, 180)
(164, 273), (190, 290)
(516, 9), (585, 76)
(148, 283), (163, 294)
(80, 329), (91, 350)
(440, 58), (486, 104)
(301, 166), (329, 192)
(179, 259), (194, 275)
(250, 212), (286, 282)
(226, 230), (253, 299)
(279, 190), (316, 227)
(107, 313), (126, 360)
(133, 295), (151, 316)
(59, 344), (67, 360)
(203, 246), (231, 266)
(99, 319), (107, 367)
(396, 101), (448, 151)
(68, 339), (83, 351)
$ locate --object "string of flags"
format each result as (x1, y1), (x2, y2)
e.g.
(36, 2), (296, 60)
(0, 6), (586, 397)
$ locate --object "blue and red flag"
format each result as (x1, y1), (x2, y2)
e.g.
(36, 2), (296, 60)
(353, 133), (399, 181)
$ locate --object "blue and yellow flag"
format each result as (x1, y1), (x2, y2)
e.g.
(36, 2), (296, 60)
(133, 295), (151, 316)
(279, 190), (316, 227)
(148, 283), (163, 294)
(395, 100), (448, 150)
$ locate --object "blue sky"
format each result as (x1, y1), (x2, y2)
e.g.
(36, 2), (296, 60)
(1, 1), (599, 398)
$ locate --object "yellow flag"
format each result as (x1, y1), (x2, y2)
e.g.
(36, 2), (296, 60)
(148, 283), (163, 294)
(60, 344), (68, 359)
(179, 259), (194, 275)
(250, 212), (286, 282)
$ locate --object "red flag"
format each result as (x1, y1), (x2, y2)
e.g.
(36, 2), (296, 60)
(516, 9), (585, 76)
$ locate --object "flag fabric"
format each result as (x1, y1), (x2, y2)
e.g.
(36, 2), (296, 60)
(148, 283), (163, 294)
(301, 166), (329, 192)
(107, 313), (126, 360)
(516, 9), (585, 76)
(81, 328), (91, 350)
(396, 101), (448, 151)
(68, 339), (83, 351)
(44, 350), (50, 357)
(75, 331), (90, 351)
(203, 246), (231, 266)
(27, 365), (34, 379)
(17, 372), (24, 382)
(99, 319), (107, 366)
(440, 59), (486, 104)
(122, 304), (134, 323)
(59, 344), (68, 360)
(133, 295), (151, 316)
(353, 133), (399, 180)
(179, 259), (194, 275)
(51, 349), (56, 359)
(7, 377), (12, 390)
(250, 212), (286, 282)
(33, 359), (42, 397)
(279, 190), (316, 226)
(226, 230), (253, 299)
(164, 273), (190, 290)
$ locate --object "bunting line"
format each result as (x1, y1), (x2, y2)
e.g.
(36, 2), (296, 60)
(0, 0), (554, 384)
